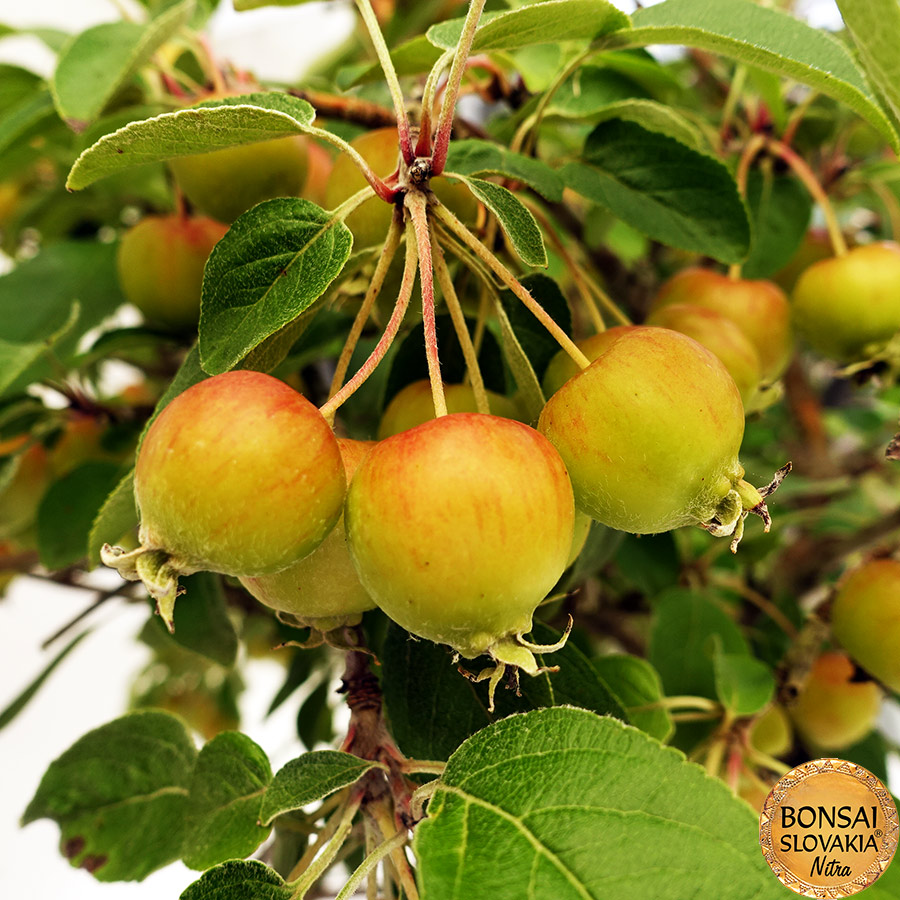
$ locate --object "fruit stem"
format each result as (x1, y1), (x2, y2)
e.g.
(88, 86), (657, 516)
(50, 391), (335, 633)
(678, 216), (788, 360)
(319, 218), (419, 421)
(727, 133), (768, 279)
(307, 126), (397, 204)
(431, 0), (487, 175)
(353, 0), (414, 164)
(431, 222), (490, 414)
(288, 795), (362, 894)
(718, 63), (747, 151)
(407, 192), (448, 417)
(369, 803), (419, 900)
(432, 204), (592, 369)
(766, 138), (848, 256)
(418, 49), (454, 157)
(335, 830), (407, 900)
(525, 201), (605, 332)
(326, 213), (403, 425)
(745, 745), (790, 777)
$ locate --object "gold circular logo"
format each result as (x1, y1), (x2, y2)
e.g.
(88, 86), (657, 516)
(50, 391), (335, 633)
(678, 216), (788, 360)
(760, 758), (898, 896)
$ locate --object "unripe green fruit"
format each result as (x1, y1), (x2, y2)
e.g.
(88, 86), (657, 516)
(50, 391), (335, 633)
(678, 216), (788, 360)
(652, 268), (793, 382)
(773, 228), (832, 293)
(133, 370), (345, 577)
(645, 304), (762, 407)
(346, 413), (575, 665)
(240, 439), (376, 632)
(831, 557), (900, 692)
(117, 214), (227, 329)
(169, 135), (309, 223)
(789, 651), (881, 751)
(748, 704), (792, 758)
(378, 380), (521, 439)
(538, 326), (761, 539)
(792, 242), (900, 361)
(323, 127), (478, 248)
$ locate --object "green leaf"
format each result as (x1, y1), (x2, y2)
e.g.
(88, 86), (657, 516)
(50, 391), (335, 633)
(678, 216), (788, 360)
(0, 241), (126, 394)
(741, 168), (812, 279)
(259, 750), (381, 825)
(199, 198), (352, 374)
(428, 0), (630, 52)
(0, 64), (42, 113)
(648, 588), (748, 699)
(234, 0), (313, 8)
(87, 468), (138, 567)
(51, 1), (195, 128)
(0, 89), (56, 157)
(382, 622), (626, 762)
(164, 573), (238, 667)
(499, 273), (572, 383)
(37, 462), (124, 570)
(562, 119), (750, 263)
(0, 632), (89, 732)
(447, 175), (547, 268)
(444, 140), (564, 202)
(593, 654), (673, 742)
(416, 708), (785, 900)
(611, 0), (899, 150)
(297, 678), (334, 751)
(23, 710), (197, 881)
(181, 860), (292, 900)
(67, 91), (315, 190)
(713, 647), (775, 717)
(182, 732), (272, 871)
(574, 98), (707, 150)
(492, 292), (545, 421)
(835, 0), (900, 138)
(351, 34), (444, 86)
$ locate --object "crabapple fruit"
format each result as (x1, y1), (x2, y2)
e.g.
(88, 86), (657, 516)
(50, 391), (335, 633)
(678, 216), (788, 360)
(345, 413), (574, 670)
(792, 242), (900, 361)
(789, 651), (881, 751)
(117, 214), (227, 329)
(651, 268), (793, 382)
(831, 557), (900, 692)
(240, 439), (376, 632)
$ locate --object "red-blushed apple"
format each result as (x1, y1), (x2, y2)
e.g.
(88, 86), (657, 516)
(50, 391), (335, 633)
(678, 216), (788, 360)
(240, 438), (376, 632)
(792, 242), (900, 361)
(117, 214), (227, 329)
(378, 379), (521, 439)
(538, 326), (764, 542)
(831, 557), (900, 692)
(0, 438), (48, 541)
(789, 651), (882, 751)
(651, 268), (794, 382)
(345, 413), (574, 676)
(542, 332), (614, 398)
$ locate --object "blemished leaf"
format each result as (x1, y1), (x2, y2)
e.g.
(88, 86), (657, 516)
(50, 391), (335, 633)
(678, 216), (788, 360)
(648, 588), (749, 699)
(415, 708), (785, 900)
(0, 632), (89, 732)
(199, 198), (352, 374)
(382, 622), (626, 761)
(0, 242), (125, 393)
(444, 140), (564, 202)
(259, 750), (383, 825)
(446, 176), (547, 268)
(610, 0), (899, 150)
(67, 92), (315, 190)
(499, 273), (572, 384)
(428, 0), (630, 52)
(87, 468), (138, 567)
(37, 462), (124, 570)
(181, 860), (292, 900)
(562, 119), (750, 263)
(164, 573), (238, 667)
(50, 1), (194, 128)
(741, 169), (812, 279)
(23, 710), (197, 882)
(713, 646), (775, 717)
(835, 1), (900, 139)
(182, 732), (272, 871)
(593, 654), (673, 742)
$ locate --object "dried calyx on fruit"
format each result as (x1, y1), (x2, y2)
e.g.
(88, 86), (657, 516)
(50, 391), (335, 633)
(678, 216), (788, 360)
(345, 413), (575, 709)
(538, 327), (790, 551)
(102, 371), (346, 630)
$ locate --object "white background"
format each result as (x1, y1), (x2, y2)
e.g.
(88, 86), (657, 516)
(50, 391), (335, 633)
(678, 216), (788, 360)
(0, 1), (878, 899)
